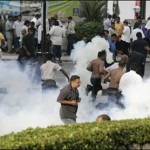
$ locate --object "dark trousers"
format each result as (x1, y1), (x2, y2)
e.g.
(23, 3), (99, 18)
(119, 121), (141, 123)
(52, 45), (61, 59)
(107, 88), (122, 103)
(137, 62), (145, 78)
(90, 77), (102, 101)
(41, 79), (58, 93)
(101, 87), (124, 109)
(120, 40), (130, 56)
(67, 34), (75, 55)
(14, 37), (20, 50)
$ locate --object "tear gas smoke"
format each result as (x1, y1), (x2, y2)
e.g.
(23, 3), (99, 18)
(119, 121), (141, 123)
(0, 60), (63, 136)
(71, 36), (150, 123)
(71, 36), (113, 86)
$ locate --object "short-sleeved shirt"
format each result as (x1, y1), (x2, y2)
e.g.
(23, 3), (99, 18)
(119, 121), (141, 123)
(115, 22), (124, 36)
(103, 18), (111, 30)
(109, 40), (116, 55)
(13, 20), (24, 37)
(5, 20), (13, 38)
(40, 60), (61, 80)
(57, 84), (80, 120)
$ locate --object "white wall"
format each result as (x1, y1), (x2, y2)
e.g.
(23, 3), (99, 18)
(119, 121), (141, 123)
(107, 1), (135, 21)
(145, 1), (150, 20)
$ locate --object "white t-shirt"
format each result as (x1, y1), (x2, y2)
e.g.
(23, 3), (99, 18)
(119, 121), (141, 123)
(40, 61), (61, 80)
(103, 18), (111, 30)
(130, 28), (145, 41)
(13, 20), (24, 37)
(121, 26), (130, 43)
(49, 26), (65, 45)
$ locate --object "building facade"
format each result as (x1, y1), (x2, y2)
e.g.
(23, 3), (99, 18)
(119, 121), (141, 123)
(107, 0), (150, 21)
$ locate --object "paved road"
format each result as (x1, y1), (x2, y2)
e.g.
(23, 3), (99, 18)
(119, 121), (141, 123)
(0, 53), (150, 92)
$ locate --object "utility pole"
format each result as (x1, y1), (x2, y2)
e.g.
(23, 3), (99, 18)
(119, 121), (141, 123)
(41, 0), (47, 63)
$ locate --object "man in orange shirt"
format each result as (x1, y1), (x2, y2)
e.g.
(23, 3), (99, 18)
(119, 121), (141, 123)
(115, 17), (124, 39)
(0, 30), (5, 49)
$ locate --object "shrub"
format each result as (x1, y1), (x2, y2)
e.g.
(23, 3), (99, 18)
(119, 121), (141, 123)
(0, 118), (150, 149)
(75, 21), (103, 41)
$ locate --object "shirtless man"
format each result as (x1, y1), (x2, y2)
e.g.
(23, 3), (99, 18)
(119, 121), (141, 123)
(86, 50), (106, 101)
(104, 60), (126, 89)
(104, 60), (126, 105)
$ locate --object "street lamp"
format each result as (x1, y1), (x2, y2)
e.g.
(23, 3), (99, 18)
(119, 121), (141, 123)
(133, 5), (141, 19)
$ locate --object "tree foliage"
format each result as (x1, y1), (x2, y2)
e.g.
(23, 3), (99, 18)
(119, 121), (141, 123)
(79, 1), (107, 22)
(75, 21), (103, 41)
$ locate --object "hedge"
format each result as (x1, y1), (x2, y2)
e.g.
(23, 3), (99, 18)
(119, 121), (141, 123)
(75, 21), (103, 41)
(0, 118), (150, 149)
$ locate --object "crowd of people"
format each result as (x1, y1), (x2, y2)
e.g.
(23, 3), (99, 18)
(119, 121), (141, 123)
(1, 12), (150, 125)
(0, 13), (76, 64)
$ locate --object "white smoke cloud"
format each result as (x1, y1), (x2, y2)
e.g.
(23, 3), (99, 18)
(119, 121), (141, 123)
(71, 36), (113, 86)
(70, 36), (150, 123)
(0, 60), (63, 135)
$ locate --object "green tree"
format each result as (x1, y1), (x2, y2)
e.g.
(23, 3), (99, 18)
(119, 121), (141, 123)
(79, 1), (107, 22)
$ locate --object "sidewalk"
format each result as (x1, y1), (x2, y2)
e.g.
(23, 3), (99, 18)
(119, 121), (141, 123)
(0, 52), (73, 62)
(1, 52), (150, 63)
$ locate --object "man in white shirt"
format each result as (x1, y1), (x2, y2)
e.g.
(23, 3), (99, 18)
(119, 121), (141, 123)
(40, 53), (69, 92)
(66, 16), (75, 56)
(31, 14), (41, 28)
(103, 14), (112, 30)
(120, 20), (131, 56)
(5, 15), (13, 53)
(130, 22), (145, 42)
(12, 14), (24, 52)
(49, 20), (65, 63)
(108, 22), (115, 39)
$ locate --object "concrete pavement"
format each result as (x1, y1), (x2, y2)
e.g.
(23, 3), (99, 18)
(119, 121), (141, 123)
(0, 52), (73, 62)
(1, 52), (150, 63)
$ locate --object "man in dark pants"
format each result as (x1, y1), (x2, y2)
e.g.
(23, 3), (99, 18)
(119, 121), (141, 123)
(104, 60), (126, 108)
(86, 50), (106, 101)
(120, 20), (131, 56)
(66, 16), (75, 55)
(18, 28), (35, 62)
(131, 32), (150, 77)
(57, 75), (81, 124)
